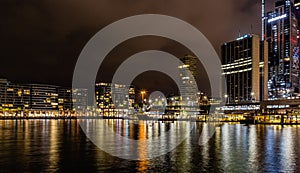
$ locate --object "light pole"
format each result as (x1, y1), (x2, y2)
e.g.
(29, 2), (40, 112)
(140, 90), (146, 102)
(224, 94), (228, 104)
(140, 90), (146, 111)
(251, 92), (255, 102)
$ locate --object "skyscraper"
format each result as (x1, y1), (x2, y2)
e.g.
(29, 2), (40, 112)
(265, 0), (300, 99)
(178, 55), (200, 115)
(221, 34), (268, 103)
(178, 55), (198, 97)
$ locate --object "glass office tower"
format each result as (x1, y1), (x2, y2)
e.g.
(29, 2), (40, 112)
(265, 0), (300, 99)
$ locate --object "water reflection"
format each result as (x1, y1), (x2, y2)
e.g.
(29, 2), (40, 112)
(0, 120), (300, 172)
(280, 127), (296, 172)
(80, 119), (194, 160)
(136, 121), (148, 172)
(247, 125), (258, 171)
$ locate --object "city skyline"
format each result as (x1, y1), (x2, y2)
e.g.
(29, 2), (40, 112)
(2, 2), (300, 172)
(1, 0), (275, 96)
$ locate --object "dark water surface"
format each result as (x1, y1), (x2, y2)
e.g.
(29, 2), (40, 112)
(0, 119), (299, 172)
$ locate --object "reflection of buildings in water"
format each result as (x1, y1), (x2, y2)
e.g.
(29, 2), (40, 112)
(49, 120), (59, 170)
(136, 121), (148, 172)
(280, 127), (296, 171)
(264, 125), (281, 170)
(220, 124), (230, 169)
(247, 126), (258, 171)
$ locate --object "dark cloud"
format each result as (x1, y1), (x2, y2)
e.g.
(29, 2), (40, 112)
(0, 0), (267, 95)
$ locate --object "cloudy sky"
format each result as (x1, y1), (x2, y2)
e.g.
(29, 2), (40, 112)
(0, 0), (275, 95)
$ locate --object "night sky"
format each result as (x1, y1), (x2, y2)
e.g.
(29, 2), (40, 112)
(0, 0), (274, 96)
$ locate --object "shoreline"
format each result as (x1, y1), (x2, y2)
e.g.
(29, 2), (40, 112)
(0, 117), (299, 125)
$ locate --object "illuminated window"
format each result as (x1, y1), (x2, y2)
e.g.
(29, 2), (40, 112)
(17, 90), (22, 97)
(24, 90), (30, 95)
(7, 88), (14, 92)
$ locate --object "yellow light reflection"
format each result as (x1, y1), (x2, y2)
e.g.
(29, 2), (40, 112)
(136, 121), (148, 172)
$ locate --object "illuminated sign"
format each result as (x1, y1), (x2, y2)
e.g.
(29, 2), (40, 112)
(267, 14), (287, 23)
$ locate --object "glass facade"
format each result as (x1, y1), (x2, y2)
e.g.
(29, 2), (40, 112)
(221, 34), (263, 103)
(265, 0), (300, 99)
(0, 80), (31, 110)
(0, 79), (87, 112)
(95, 83), (135, 114)
(29, 84), (58, 110)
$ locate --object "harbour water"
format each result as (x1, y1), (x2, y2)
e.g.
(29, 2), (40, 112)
(0, 119), (299, 172)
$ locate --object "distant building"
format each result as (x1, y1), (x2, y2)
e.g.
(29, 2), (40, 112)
(71, 88), (88, 111)
(178, 55), (198, 97)
(29, 84), (59, 110)
(165, 92), (206, 115)
(221, 34), (268, 103)
(57, 87), (73, 111)
(95, 83), (135, 115)
(0, 80), (31, 110)
(264, 0), (300, 98)
(179, 55), (197, 77)
(163, 55), (201, 116)
(0, 79), (88, 113)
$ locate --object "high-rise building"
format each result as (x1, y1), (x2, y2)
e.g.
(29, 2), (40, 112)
(221, 34), (268, 103)
(178, 55), (198, 99)
(179, 55), (197, 77)
(176, 55), (200, 115)
(264, 0), (300, 99)
(294, 0), (300, 62)
(95, 83), (135, 115)
(260, 40), (269, 101)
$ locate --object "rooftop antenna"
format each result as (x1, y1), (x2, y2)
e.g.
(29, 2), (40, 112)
(262, 0), (265, 40)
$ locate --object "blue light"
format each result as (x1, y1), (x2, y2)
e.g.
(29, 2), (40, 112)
(236, 34), (249, 41)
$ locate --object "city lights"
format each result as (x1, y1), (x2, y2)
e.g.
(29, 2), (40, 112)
(267, 14), (287, 23)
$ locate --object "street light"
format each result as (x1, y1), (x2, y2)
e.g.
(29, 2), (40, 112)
(251, 92), (255, 102)
(140, 90), (146, 102)
(224, 94), (228, 104)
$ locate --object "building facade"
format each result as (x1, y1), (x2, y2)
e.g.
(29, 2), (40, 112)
(0, 79), (88, 114)
(95, 83), (135, 115)
(221, 34), (268, 103)
(265, 0), (300, 99)
(29, 84), (59, 110)
(0, 80), (31, 111)
(57, 87), (73, 111)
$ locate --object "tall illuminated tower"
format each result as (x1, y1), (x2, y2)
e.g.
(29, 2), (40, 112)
(178, 55), (199, 115)
(265, 0), (300, 99)
(221, 34), (268, 103)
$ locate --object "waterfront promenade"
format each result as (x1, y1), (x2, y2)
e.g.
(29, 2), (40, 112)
(1, 113), (300, 125)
